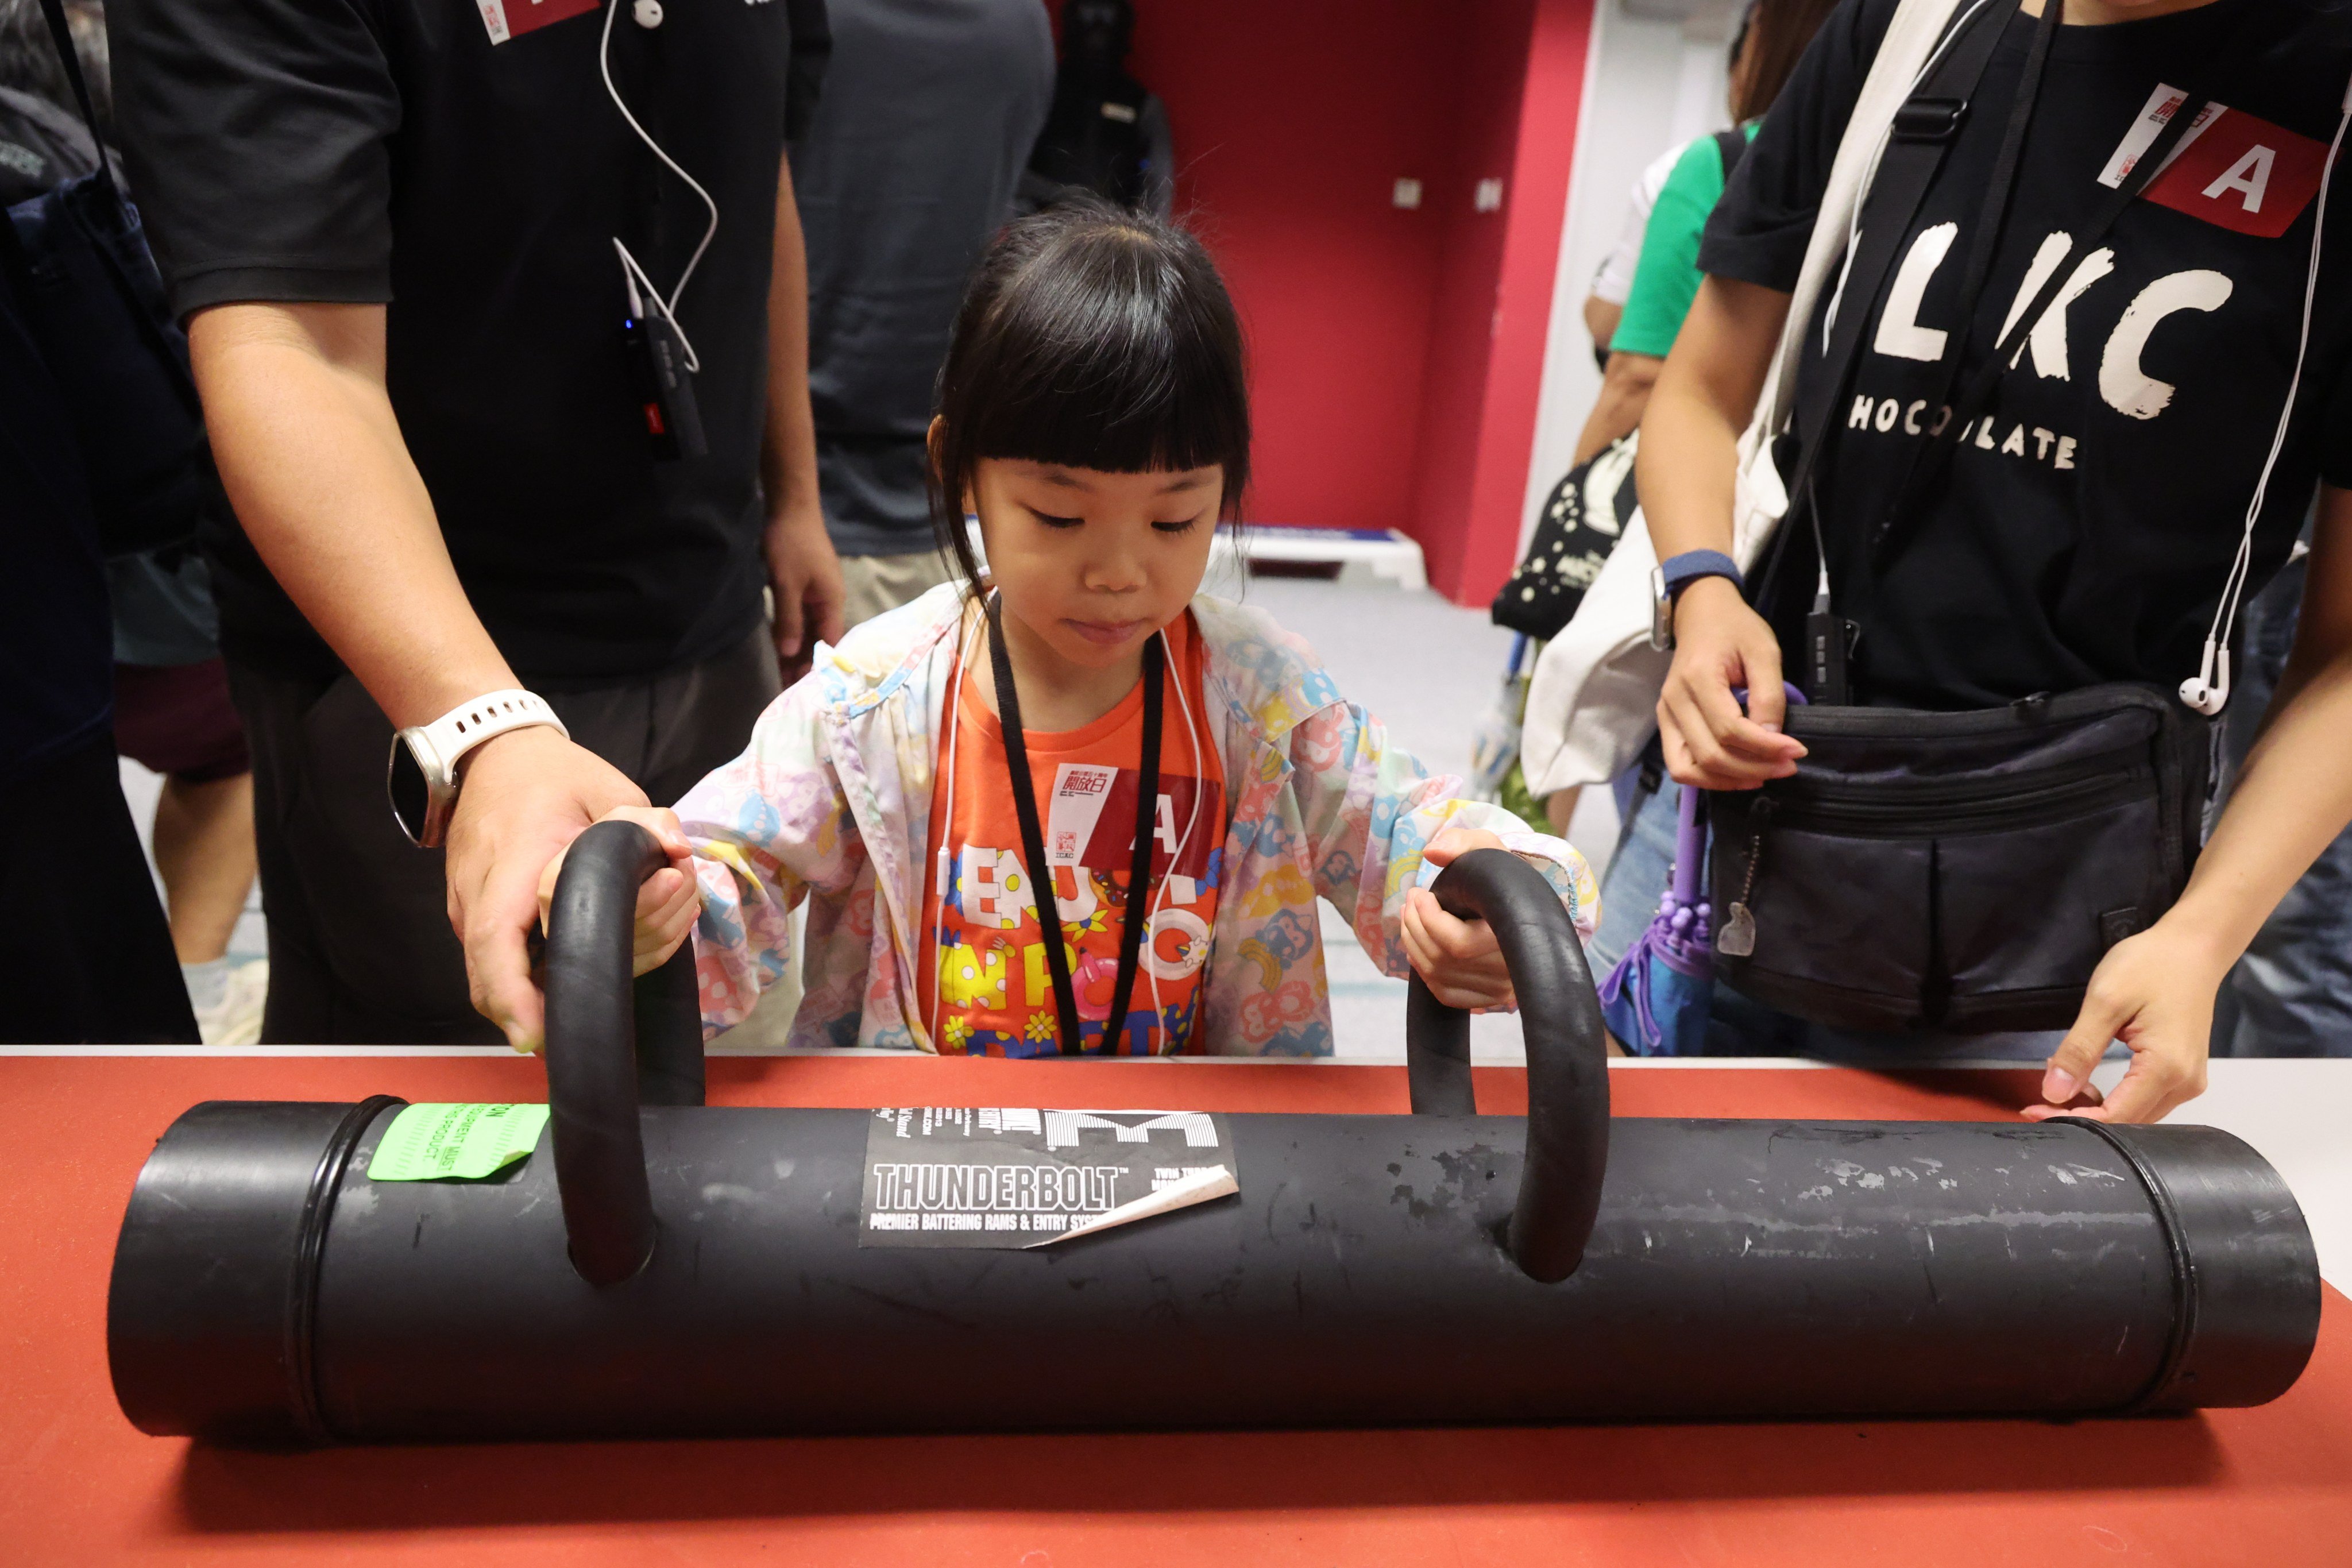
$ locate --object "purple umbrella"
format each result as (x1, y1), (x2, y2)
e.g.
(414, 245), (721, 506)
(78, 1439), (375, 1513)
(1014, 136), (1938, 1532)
(1597, 684), (1803, 1056)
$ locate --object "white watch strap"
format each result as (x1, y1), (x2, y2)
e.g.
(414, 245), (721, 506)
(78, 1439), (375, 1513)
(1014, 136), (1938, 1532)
(405, 688), (570, 777)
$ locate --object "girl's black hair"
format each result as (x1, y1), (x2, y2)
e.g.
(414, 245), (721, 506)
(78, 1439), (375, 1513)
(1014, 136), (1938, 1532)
(929, 195), (1251, 592)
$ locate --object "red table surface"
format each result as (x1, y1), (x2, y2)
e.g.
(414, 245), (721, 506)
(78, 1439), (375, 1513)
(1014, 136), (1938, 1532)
(4, 1053), (2349, 1567)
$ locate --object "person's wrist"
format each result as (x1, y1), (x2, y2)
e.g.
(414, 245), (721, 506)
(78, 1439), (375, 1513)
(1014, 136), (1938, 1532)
(1677, 574), (1746, 612)
(2142, 897), (2254, 983)
(386, 667), (524, 733)
(764, 486), (827, 535)
(1670, 574), (1748, 639)
(454, 719), (571, 786)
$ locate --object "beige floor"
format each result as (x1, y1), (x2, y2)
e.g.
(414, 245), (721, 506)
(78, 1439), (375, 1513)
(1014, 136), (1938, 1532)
(1236, 573), (1620, 1059)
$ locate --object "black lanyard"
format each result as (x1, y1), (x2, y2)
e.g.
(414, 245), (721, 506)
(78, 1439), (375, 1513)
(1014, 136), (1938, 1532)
(1853, 0), (2064, 579)
(984, 594), (1164, 1055)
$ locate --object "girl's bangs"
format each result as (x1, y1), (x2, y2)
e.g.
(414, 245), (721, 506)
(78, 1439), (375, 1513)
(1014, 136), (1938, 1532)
(961, 246), (1248, 488)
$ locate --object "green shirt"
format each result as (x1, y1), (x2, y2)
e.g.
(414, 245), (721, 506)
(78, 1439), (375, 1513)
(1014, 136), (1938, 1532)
(1609, 124), (1757, 360)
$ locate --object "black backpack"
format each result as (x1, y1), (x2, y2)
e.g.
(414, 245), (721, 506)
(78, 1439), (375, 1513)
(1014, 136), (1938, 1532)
(0, 0), (210, 560)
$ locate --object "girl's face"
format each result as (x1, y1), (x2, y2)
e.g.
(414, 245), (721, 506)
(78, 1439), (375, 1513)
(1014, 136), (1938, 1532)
(970, 457), (1223, 673)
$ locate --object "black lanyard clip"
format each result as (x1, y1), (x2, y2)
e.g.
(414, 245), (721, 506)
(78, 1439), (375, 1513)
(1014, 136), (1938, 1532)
(1891, 96), (1967, 144)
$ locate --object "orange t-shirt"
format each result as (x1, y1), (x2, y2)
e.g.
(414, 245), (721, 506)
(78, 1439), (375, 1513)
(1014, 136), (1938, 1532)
(918, 612), (1226, 1056)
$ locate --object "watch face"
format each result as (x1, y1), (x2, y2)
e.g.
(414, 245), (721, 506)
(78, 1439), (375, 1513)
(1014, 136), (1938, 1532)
(388, 737), (434, 847)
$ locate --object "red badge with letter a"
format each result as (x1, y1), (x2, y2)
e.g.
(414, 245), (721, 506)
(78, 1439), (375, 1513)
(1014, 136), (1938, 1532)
(2104, 87), (2331, 240)
(476, 0), (601, 46)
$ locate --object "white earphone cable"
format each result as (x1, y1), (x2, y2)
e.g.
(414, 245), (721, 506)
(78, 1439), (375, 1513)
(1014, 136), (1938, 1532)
(1144, 627), (1208, 1046)
(600, 0), (720, 374)
(928, 600), (984, 1053)
(2183, 73), (2349, 713)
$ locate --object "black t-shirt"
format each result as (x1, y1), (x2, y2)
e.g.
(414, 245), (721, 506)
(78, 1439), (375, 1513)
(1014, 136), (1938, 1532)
(793, 0), (1053, 557)
(1702, 0), (2352, 708)
(107, 0), (794, 683)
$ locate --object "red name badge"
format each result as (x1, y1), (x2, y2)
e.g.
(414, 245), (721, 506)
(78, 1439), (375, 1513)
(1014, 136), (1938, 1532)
(2146, 107), (2330, 239)
(2102, 86), (2331, 240)
(477, 0), (601, 46)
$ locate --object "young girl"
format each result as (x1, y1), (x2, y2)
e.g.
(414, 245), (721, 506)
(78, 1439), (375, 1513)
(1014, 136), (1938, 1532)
(596, 200), (1597, 1055)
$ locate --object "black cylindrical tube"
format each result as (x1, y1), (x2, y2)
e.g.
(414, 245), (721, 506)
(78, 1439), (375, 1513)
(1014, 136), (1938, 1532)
(106, 1096), (403, 1444)
(107, 1102), (2319, 1444)
(1406, 848), (1611, 1282)
(102, 822), (2322, 1448)
(542, 819), (680, 1285)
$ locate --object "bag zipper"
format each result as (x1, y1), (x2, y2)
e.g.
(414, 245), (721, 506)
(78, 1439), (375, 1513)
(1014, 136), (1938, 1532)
(1766, 766), (2150, 839)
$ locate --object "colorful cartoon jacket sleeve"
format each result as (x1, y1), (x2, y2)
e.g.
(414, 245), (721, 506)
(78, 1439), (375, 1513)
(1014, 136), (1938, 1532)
(673, 679), (867, 1034)
(1288, 701), (1600, 983)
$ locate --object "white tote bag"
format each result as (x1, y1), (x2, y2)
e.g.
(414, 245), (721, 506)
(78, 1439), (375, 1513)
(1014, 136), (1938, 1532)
(1520, 0), (1967, 799)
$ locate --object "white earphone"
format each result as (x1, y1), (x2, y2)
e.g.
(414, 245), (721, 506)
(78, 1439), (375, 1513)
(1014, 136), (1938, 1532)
(2179, 68), (2351, 717)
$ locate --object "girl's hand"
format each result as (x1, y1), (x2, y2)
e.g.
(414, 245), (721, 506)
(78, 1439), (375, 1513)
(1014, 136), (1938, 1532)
(2022, 922), (2225, 1125)
(534, 808), (703, 1030)
(1403, 828), (1516, 1010)
(1657, 578), (1806, 790)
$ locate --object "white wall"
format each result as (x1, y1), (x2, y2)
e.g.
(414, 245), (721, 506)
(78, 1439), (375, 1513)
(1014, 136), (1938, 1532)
(1517, 0), (1737, 553)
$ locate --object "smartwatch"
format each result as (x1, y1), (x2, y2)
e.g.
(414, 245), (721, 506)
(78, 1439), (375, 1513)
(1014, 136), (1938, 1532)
(387, 689), (569, 848)
(1649, 550), (1744, 651)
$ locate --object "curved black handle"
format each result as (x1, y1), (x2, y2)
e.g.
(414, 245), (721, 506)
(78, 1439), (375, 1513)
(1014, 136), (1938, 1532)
(542, 819), (707, 1286)
(1404, 848), (1611, 1283)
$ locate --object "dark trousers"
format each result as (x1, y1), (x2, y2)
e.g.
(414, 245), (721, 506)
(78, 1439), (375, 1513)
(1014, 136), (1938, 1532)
(227, 627), (780, 1045)
(0, 732), (199, 1043)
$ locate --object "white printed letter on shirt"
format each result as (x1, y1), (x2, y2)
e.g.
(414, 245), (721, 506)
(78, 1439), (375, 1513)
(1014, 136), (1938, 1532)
(1874, 222), (1959, 363)
(2099, 269), (2234, 420)
(1997, 233), (2115, 380)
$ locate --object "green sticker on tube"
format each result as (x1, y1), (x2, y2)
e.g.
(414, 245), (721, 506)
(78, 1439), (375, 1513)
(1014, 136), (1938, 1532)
(367, 1102), (552, 1181)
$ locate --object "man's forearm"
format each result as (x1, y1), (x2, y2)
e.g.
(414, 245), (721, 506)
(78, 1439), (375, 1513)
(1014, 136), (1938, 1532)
(190, 302), (515, 728)
(760, 156), (821, 523)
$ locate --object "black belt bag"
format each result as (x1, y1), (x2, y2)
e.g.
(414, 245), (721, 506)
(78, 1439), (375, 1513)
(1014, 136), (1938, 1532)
(1705, 685), (2210, 1033)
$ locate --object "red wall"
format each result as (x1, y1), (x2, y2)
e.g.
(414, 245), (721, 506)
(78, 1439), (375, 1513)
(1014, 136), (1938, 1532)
(1407, 0), (1541, 600)
(1127, 2), (1467, 538)
(1123, 0), (1594, 601)
(1416, 0), (1597, 605)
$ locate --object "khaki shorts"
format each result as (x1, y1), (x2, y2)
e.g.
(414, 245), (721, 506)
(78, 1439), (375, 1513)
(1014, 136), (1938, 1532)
(840, 549), (960, 632)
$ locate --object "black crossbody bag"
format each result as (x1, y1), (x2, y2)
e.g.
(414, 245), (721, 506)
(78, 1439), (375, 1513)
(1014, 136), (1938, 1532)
(1705, 0), (2235, 1033)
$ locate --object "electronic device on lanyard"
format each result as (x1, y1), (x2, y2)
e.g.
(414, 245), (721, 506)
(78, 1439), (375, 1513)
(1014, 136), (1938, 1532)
(601, 0), (719, 462)
(620, 261), (707, 460)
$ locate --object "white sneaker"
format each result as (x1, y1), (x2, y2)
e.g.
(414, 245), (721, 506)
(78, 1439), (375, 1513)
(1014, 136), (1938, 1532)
(196, 959), (269, 1047)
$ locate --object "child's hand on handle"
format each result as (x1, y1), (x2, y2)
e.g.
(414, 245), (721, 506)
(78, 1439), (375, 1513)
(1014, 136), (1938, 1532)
(1403, 828), (1519, 1011)
(2022, 922), (2220, 1125)
(1657, 578), (1807, 791)
(528, 806), (704, 1052)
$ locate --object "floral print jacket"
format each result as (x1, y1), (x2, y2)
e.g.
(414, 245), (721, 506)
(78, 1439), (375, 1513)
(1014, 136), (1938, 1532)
(677, 584), (1598, 1054)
